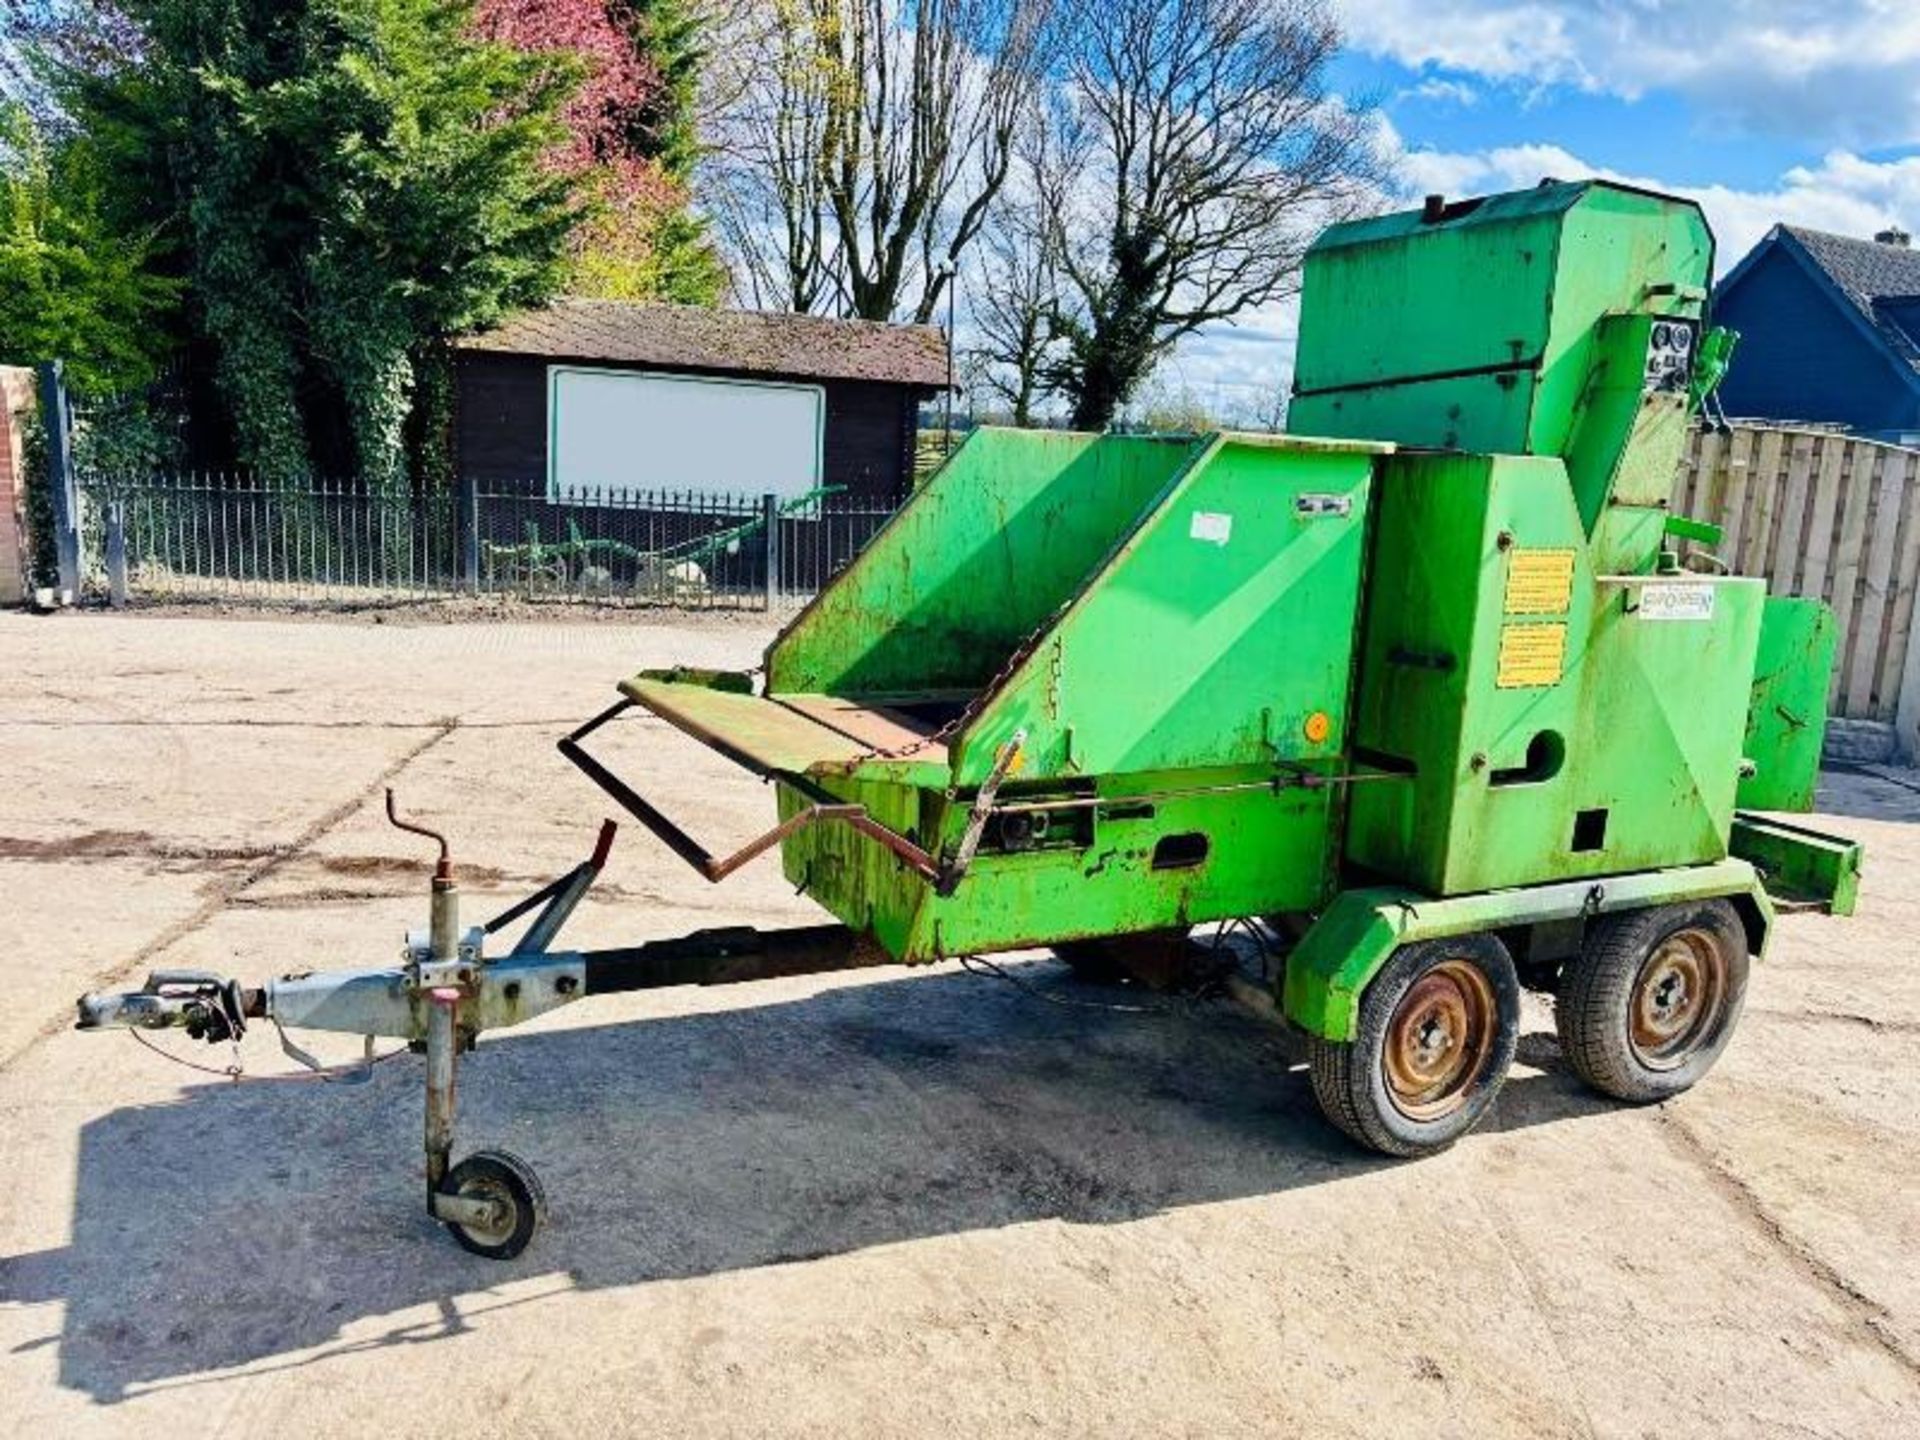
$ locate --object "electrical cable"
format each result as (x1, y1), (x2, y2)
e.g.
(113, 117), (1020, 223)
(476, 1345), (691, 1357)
(127, 1027), (412, 1084)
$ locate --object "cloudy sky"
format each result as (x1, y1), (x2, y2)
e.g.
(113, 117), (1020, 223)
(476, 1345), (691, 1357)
(1159, 0), (1920, 419)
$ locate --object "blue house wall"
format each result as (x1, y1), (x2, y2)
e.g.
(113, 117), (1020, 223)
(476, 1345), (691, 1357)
(1713, 248), (1920, 439)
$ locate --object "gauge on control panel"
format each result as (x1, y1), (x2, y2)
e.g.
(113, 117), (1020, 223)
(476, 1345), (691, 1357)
(1644, 318), (1699, 391)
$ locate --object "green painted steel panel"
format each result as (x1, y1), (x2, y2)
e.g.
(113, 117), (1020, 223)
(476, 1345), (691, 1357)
(1291, 186), (1580, 403)
(1285, 370), (1540, 462)
(768, 429), (1202, 697)
(780, 765), (1340, 961)
(1730, 812), (1861, 916)
(948, 435), (1385, 785)
(1738, 597), (1837, 812)
(1346, 452), (1762, 896)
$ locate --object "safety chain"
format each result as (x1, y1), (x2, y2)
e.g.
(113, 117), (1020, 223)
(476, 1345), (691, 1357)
(832, 614), (1058, 768)
(127, 1027), (412, 1085)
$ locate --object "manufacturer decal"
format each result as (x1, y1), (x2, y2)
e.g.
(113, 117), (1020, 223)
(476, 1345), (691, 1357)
(1295, 493), (1353, 519)
(1636, 582), (1716, 622)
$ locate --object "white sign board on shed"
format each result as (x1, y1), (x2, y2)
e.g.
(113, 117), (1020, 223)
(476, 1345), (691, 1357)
(548, 366), (825, 499)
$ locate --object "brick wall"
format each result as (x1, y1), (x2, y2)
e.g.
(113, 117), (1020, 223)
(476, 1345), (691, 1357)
(0, 366), (35, 604)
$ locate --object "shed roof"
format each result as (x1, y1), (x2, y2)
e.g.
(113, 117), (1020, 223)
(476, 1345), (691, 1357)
(456, 298), (950, 389)
(1757, 227), (1920, 374)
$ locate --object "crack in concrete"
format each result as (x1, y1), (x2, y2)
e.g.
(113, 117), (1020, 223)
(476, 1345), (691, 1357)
(1, 717), (464, 1073)
(1463, 1180), (1602, 1440)
(221, 882), (742, 914)
(1657, 1111), (1920, 1380)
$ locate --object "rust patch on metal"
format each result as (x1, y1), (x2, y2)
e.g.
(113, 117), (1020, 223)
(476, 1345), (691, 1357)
(1382, 958), (1497, 1120)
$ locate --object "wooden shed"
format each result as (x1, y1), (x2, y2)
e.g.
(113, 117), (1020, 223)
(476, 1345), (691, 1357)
(452, 300), (949, 504)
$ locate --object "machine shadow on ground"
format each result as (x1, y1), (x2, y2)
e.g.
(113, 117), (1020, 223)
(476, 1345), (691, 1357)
(2, 963), (1616, 1403)
(1814, 766), (1920, 824)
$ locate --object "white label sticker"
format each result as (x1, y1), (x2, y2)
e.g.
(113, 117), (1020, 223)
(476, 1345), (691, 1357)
(1637, 582), (1716, 622)
(1190, 511), (1233, 546)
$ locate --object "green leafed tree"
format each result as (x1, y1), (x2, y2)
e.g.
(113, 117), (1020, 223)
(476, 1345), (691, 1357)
(0, 100), (179, 394)
(60, 0), (582, 487)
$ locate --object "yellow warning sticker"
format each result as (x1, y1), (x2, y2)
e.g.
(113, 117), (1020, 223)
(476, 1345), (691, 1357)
(1496, 623), (1567, 688)
(1504, 549), (1576, 616)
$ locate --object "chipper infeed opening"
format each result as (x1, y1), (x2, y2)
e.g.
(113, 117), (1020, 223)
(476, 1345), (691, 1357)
(76, 179), (1864, 1259)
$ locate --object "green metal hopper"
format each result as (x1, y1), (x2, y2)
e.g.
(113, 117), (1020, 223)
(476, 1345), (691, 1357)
(620, 427), (1391, 960)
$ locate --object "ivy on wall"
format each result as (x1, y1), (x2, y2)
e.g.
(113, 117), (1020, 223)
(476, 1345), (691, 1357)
(61, 0), (582, 487)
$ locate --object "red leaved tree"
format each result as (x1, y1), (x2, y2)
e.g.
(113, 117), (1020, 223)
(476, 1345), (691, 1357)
(474, 0), (722, 301)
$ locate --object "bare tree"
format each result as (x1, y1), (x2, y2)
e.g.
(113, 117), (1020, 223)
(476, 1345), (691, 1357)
(973, 195), (1059, 424)
(1037, 0), (1378, 430)
(700, 1), (841, 311)
(705, 0), (1051, 323)
(1, 0), (143, 125)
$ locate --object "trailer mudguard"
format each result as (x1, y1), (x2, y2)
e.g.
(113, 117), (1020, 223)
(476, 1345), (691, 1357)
(1281, 859), (1775, 1040)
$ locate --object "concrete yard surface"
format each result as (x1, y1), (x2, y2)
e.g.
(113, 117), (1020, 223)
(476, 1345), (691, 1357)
(1, 609), (1917, 1438)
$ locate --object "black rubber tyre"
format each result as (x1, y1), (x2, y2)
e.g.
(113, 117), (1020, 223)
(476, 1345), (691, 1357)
(1307, 934), (1521, 1158)
(1556, 899), (1748, 1103)
(439, 1149), (547, 1260)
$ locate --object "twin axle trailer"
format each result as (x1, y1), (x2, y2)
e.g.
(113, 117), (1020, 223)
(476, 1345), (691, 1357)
(78, 180), (1863, 1259)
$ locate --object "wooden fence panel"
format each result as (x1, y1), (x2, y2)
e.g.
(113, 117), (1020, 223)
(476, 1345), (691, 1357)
(1866, 453), (1912, 714)
(1769, 429), (1815, 594)
(1677, 423), (1920, 730)
(1800, 435), (1846, 605)
(1848, 450), (1904, 710)
(1877, 452), (1920, 715)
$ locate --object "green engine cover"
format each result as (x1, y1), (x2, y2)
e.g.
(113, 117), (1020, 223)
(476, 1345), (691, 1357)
(1344, 452), (1764, 895)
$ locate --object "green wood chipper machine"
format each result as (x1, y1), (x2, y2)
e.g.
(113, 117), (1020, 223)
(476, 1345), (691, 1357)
(77, 180), (1864, 1259)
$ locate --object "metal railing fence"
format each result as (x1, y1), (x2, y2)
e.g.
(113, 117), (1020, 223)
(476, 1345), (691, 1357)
(74, 472), (899, 611)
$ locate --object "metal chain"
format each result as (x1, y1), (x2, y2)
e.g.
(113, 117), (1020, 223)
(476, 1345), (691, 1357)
(836, 622), (1055, 767)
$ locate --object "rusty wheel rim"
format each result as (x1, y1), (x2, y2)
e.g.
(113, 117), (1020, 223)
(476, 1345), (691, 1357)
(453, 1177), (518, 1246)
(1630, 927), (1729, 1070)
(1382, 958), (1497, 1121)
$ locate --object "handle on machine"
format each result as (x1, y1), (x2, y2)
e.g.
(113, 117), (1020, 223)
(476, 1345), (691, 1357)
(557, 699), (944, 885)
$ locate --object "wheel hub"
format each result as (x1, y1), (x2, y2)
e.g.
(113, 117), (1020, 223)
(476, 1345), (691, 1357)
(1630, 928), (1728, 1070)
(1383, 959), (1496, 1120)
(451, 1177), (517, 1246)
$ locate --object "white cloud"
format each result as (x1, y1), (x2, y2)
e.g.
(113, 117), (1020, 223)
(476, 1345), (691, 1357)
(1389, 138), (1920, 266)
(1403, 77), (1481, 108)
(1162, 135), (1920, 406)
(1146, 5), (1920, 410)
(1339, 1), (1920, 148)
